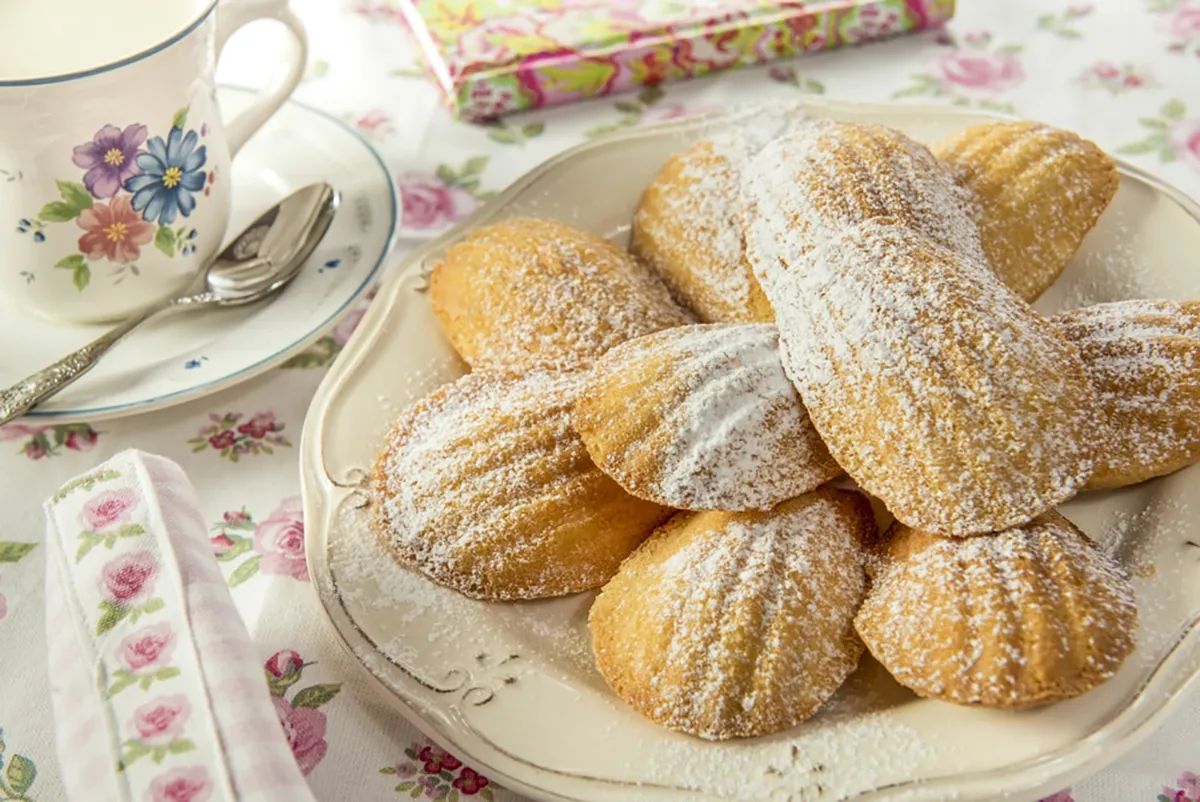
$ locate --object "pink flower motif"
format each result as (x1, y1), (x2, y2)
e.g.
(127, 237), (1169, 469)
(145, 766), (211, 802)
(398, 173), (479, 232)
(118, 622), (175, 672)
(1180, 771), (1200, 795)
(1089, 61), (1120, 80)
(100, 550), (158, 605)
(81, 488), (138, 531)
(1170, 1), (1200, 42)
(643, 102), (720, 124)
(1038, 791), (1074, 802)
(273, 696), (328, 775)
(1170, 117), (1200, 169)
(24, 439), (46, 460)
(236, 411), (277, 439)
(77, 196), (156, 264)
(352, 109), (394, 140)
(932, 48), (1024, 96)
(208, 430), (235, 449)
(265, 649), (303, 679)
(65, 428), (98, 451)
(210, 533), (235, 554)
(253, 497), (308, 581)
(130, 695), (190, 746)
(1068, 3), (1093, 15)
(331, 307), (366, 347)
(0, 423), (38, 442)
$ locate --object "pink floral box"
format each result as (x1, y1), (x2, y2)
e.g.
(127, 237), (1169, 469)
(397, 0), (956, 121)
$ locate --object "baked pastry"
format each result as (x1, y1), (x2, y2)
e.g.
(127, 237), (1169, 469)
(572, 323), (840, 511)
(933, 121), (1119, 302)
(371, 370), (671, 601)
(855, 511), (1138, 708)
(1054, 299), (1200, 490)
(730, 116), (987, 276)
(631, 140), (774, 323)
(429, 217), (692, 370)
(589, 489), (875, 740)
(737, 119), (1097, 536)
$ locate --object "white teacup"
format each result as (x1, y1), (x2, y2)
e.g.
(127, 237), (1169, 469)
(0, 0), (307, 324)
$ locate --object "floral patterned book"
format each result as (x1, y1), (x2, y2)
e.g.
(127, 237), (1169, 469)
(397, 0), (956, 120)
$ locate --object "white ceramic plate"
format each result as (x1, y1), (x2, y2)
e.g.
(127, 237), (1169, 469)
(0, 84), (397, 423)
(301, 98), (1200, 802)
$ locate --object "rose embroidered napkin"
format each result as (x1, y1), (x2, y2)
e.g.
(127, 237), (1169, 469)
(43, 449), (318, 802)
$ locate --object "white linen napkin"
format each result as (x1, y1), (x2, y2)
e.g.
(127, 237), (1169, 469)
(43, 449), (318, 802)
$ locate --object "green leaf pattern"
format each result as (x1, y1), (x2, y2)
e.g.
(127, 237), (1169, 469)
(0, 731), (39, 801)
(1117, 98), (1191, 162)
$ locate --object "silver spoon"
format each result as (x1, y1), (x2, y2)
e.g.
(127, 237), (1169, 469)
(0, 182), (338, 424)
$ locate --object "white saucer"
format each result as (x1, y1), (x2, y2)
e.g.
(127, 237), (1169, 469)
(0, 84), (398, 423)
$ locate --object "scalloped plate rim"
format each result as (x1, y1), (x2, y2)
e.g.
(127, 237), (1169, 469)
(300, 96), (1200, 802)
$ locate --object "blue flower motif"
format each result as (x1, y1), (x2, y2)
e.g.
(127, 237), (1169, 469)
(124, 127), (207, 225)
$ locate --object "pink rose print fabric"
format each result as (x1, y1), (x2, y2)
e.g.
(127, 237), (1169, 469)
(398, 172), (479, 232)
(1161, 770), (1200, 802)
(83, 488), (138, 531)
(144, 766), (212, 802)
(254, 497), (308, 581)
(101, 550), (159, 605)
(45, 450), (319, 802)
(266, 649), (303, 679)
(932, 45), (1024, 95)
(130, 695), (191, 746)
(119, 623), (176, 672)
(263, 648), (339, 776)
(273, 697), (328, 776)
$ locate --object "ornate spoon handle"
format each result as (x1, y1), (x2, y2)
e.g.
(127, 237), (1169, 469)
(0, 303), (170, 425)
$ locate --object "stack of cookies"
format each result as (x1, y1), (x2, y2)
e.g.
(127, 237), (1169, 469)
(369, 111), (1200, 741)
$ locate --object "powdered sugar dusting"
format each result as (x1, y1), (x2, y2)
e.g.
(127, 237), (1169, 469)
(589, 490), (874, 740)
(574, 323), (840, 511)
(430, 217), (692, 370)
(631, 140), (763, 322)
(933, 120), (1119, 303)
(372, 369), (668, 600)
(855, 512), (1137, 707)
(730, 116), (1097, 536)
(1055, 299), (1200, 489)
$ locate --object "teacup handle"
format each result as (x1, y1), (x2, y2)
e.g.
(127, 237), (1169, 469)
(214, 0), (309, 157)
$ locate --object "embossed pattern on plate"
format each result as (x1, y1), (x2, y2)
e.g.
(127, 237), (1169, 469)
(301, 98), (1200, 802)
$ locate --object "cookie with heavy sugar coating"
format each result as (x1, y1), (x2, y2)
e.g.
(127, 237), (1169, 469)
(589, 488), (875, 740)
(1055, 299), (1200, 490)
(371, 370), (671, 601)
(572, 322), (840, 511)
(855, 511), (1137, 708)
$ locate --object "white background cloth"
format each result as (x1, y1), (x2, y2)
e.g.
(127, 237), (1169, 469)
(1, 1), (1199, 800)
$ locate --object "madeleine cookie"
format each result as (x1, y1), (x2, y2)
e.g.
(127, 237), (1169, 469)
(855, 512), (1137, 708)
(572, 323), (840, 511)
(371, 370), (671, 601)
(731, 117), (986, 283)
(1055, 299), (1200, 490)
(738, 119), (1097, 536)
(429, 217), (692, 370)
(631, 140), (774, 323)
(933, 121), (1119, 302)
(589, 489), (875, 740)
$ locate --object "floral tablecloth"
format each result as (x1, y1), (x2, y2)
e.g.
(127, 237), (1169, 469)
(2, 1), (1199, 800)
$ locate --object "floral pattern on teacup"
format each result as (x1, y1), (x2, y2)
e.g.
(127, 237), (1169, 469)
(16, 107), (213, 292)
